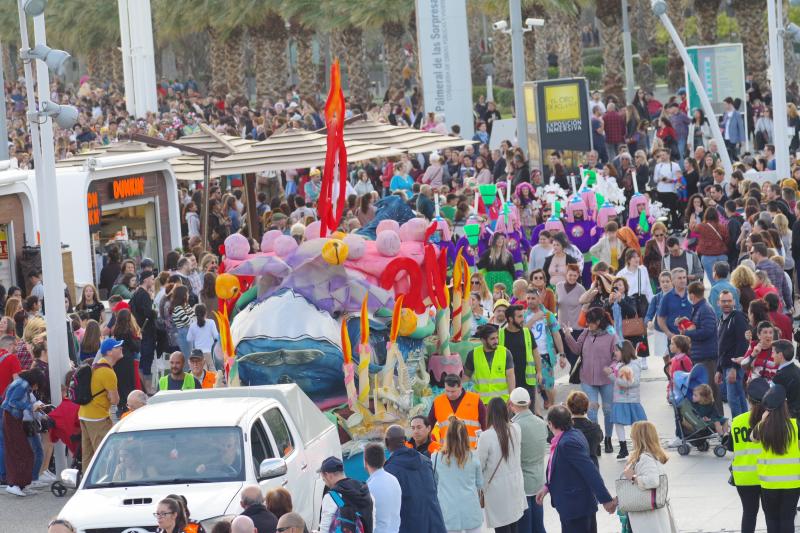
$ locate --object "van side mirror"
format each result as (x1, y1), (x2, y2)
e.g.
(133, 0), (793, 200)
(60, 468), (79, 488)
(259, 458), (288, 480)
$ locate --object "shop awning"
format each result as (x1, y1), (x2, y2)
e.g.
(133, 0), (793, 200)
(341, 120), (476, 153)
(206, 129), (403, 174)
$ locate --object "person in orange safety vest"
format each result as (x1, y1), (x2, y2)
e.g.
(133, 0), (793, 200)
(427, 373), (486, 449)
(189, 349), (217, 389)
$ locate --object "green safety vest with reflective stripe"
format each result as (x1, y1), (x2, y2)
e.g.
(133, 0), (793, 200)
(472, 345), (510, 404)
(757, 419), (800, 489)
(159, 373), (197, 391)
(498, 327), (537, 386)
(730, 412), (762, 486)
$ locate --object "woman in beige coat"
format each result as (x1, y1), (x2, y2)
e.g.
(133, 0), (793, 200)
(621, 421), (678, 533)
(477, 397), (527, 533)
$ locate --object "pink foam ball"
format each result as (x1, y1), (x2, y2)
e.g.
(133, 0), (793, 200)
(224, 233), (250, 260)
(399, 217), (428, 242)
(377, 219), (400, 235)
(343, 234), (366, 259)
(304, 220), (322, 241)
(376, 230), (401, 257)
(274, 235), (298, 258)
(260, 230), (283, 253)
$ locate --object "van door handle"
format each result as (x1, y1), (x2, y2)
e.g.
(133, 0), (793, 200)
(281, 478), (289, 487)
(301, 463), (308, 471)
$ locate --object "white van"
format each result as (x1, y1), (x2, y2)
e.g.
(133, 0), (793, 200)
(57, 385), (341, 532)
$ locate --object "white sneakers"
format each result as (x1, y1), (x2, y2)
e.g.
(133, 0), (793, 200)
(39, 470), (57, 482)
(6, 485), (25, 497)
(28, 479), (50, 488)
(666, 437), (683, 448)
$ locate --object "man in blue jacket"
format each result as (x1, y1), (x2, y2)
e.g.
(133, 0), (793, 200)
(720, 96), (745, 159)
(536, 406), (616, 532)
(383, 425), (446, 533)
(681, 281), (721, 415)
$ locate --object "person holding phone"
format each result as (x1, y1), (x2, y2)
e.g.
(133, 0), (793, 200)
(653, 148), (682, 229)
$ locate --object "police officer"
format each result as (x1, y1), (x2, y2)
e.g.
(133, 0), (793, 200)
(464, 324), (515, 404)
(752, 384), (800, 533)
(727, 377), (769, 533)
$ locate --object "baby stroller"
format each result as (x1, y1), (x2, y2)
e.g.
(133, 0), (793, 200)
(671, 365), (727, 457)
(45, 398), (82, 497)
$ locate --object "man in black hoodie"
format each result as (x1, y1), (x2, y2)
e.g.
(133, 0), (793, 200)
(318, 456), (374, 533)
(239, 485), (278, 533)
(383, 425), (446, 533)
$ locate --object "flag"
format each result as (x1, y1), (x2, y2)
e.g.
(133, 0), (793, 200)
(638, 210), (650, 233)
(318, 60), (348, 237)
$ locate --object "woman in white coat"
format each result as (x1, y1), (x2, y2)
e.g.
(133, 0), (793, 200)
(477, 397), (527, 533)
(621, 421), (678, 533)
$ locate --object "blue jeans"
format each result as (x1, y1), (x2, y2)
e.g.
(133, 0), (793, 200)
(724, 366), (748, 419)
(519, 495), (547, 533)
(28, 433), (43, 481)
(581, 383), (614, 436)
(176, 327), (191, 363)
(700, 254), (727, 284)
(677, 137), (687, 164)
(0, 418), (5, 481)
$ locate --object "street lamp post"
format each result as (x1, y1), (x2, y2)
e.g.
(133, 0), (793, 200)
(650, 0), (733, 178)
(767, 0), (791, 179)
(16, 0), (78, 475)
(495, 2), (544, 156)
(621, 0), (635, 103)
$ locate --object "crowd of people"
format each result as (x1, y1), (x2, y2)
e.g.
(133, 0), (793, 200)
(2, 70), (800, 533)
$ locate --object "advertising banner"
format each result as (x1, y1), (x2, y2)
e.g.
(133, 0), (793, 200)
(534, 78), (592, 152)
(686, 44), (746, 116)
(416, 0), (474, 139)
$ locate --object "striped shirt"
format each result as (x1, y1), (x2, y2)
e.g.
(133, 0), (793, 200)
(172, 304), (194, 329)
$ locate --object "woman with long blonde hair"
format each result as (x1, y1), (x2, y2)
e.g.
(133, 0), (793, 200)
(432, 417), (484, 533)
(4, 296), (20, 319)
(622, 421), (676, 532)
(731, 264), (757, 313)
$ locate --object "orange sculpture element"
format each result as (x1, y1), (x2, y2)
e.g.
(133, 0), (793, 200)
(318, 59), (348, 237)
(390, 295), (405, 343)
(215, 273), (241, 300)
(213, 306), (236, 379)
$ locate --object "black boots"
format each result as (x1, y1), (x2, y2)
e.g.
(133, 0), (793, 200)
(604, 436), (613, 453)
(617, 441), (629, 460)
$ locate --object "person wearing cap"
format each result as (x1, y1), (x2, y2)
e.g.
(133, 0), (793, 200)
(158, 351), (201, 391)
(129, 269), (157, 388)
(726, 377), (769, 533)
(770, 339), (800, 418)
(509, 387), (548, 533)
(78, 337), (123, 468)
(489, 298), (509, 326)
(304, 169), (321, 204)
(317, 456), (374, 533)
(427, 373), (485, 450)
(383, 425), (446, 533)
(188, 349), (216, 389)
(752, 384), (800, 532)
(465, 324), (515, 404)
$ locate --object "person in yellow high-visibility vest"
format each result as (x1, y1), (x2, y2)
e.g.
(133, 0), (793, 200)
(726, 377), (769, 533)
(499, 304), (542, 412)
(465, 324), (515, 404)
(752, 384), (800, 533)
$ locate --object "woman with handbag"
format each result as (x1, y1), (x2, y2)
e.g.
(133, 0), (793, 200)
(617, 250), (654, 368)
(694, 207), (729, 283)
(477, 397), (527, 533)
(608, 277), (646, 352)
(1, 368), (46, 497)
(619, 421), (677, 533)
(432, 416), (484, 533)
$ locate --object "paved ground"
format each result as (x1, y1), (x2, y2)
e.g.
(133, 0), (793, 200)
(0, 361), (776, 532)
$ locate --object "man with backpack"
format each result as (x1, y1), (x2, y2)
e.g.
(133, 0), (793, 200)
(317, 456), (374, 533)
(76, 337), (123, 467)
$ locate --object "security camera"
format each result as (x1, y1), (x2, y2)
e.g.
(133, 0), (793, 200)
(787, 23), (800, 43)
(492, 20), (508, 32)
(525, 18), (545, 27)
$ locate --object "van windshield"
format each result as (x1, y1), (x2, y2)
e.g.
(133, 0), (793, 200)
(84, 427), (245, 488)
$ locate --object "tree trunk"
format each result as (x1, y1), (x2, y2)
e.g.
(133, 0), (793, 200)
(782, 0), (800, 85)
(338, 25), (371, 110)
(522, 1), (548, 81)
(694, 0), (721, 45)
(224, 28), (246, 98)
(208, 27), (228, 95)
(383, 20), (407, 95)
(633, 0), (656, 93)
(252, 15), (288, 102)
(292, 23), (318, 103)
(666, 0), (687, 92)
(731, 0), (767, 89)
(597, 0), (625, 102)
(111, 46), (124, 87)
(493, 32), (513, 86)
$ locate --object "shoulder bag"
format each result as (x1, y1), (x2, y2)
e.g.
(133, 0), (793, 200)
(479, 456), (502, 509)
(621, 270), (646, 338)
(616, 471), (669, 512)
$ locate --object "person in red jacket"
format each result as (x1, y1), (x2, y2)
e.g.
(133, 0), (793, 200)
(693, 207), (729, 282)
(764, 293), (792, 340)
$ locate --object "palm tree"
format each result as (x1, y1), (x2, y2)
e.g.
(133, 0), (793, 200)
(522, 0), (549, 82)
(552, 1), (583, 77)
(731, 0), (767, 88)
(665, 0), (687, 91)
(287, 17), (320, 101)
(633, 0), (657, 93)
(350, 0), (415, 97)
(693, 0), (721, 44)
(596, 0), (625, 101)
